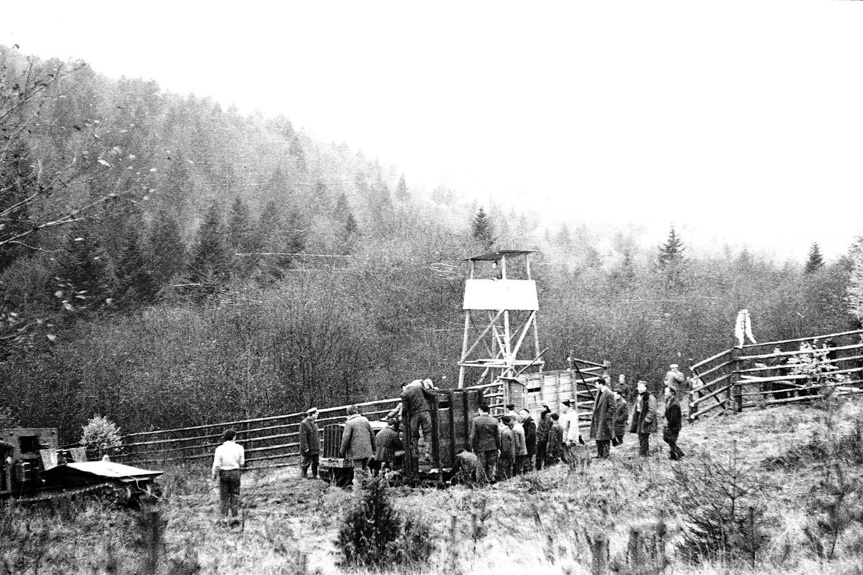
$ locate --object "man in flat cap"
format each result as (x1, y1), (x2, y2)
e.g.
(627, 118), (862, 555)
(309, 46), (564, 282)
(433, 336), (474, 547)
(299, 407), (320, 479)
(664, 364), (685, 390)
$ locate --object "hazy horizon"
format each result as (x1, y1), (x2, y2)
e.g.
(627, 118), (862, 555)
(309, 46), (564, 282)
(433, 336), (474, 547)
(4, 1), (862, 263)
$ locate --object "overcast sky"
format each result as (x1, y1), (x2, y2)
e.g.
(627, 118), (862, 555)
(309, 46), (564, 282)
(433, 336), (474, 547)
(3, 1), (863, 262)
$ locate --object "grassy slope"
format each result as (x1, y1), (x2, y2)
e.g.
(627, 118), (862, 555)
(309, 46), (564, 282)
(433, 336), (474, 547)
(3, 398), (863, 574)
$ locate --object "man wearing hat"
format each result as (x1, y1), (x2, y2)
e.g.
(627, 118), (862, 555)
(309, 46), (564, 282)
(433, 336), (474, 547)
(664, 364), (685, 390)
(299, 408), (321, 479)
(589, 376), (616, 458)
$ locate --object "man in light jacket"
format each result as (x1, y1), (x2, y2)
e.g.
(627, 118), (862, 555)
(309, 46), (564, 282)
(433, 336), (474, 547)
(560, 400), (584, 463)
(299, 407), (320, 479)
(339, 404), (376, 491)
(212, 429), (245, 523)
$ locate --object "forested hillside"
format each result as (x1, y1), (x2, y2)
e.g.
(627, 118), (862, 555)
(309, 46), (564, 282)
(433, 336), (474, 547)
(2, 46), (861, 442)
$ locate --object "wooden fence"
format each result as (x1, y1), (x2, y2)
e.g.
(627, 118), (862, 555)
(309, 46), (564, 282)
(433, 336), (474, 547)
(115, 358), (606, 469)
(113, 397), (401, 471)
(688, 328), (863, 422)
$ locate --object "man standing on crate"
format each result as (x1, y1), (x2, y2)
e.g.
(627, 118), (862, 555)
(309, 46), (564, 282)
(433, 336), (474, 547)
(401, 379), (433, 462)
(211, 429), (245, 525)
(299, 407), (320, 479)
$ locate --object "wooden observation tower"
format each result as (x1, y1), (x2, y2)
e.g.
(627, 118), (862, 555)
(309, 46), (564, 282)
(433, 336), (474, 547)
(458, 250), (545, 388)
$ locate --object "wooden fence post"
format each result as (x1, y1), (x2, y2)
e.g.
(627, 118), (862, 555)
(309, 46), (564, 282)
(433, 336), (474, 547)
(588, 531), (609, 575)
(729, 347), (742, 413)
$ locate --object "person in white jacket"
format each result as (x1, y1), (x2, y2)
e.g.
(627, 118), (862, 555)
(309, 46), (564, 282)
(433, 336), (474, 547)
(212, 429), (245, 523)
(560, 399), (584, 463)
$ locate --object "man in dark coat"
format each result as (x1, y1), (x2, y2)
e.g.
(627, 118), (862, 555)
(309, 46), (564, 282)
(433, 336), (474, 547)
(299, 407), (320, 479)
(340, 405), (376, 491)
(546, 413), (564, 466)
(469, 404), (500, 485)
(401, 380), (433, 461)
(589, 376), (616, 458)
(629, 379), (658, 456)
(535, 406), (552, 470)
(663, 384), (685, 460)
(611, 389), (628, 447)
(371, 418), (402, 475)
(497, 416), (516, 481)
(519, 409), (537, 473)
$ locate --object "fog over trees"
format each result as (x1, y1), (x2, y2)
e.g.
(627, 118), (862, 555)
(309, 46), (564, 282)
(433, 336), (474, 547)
(2, 46), (862, 441)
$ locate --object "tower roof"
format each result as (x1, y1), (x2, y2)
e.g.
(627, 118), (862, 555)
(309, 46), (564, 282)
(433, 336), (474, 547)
(465, 250), (533, 262)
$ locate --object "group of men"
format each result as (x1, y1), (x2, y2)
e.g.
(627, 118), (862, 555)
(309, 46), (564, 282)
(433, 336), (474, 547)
(209, 365), (688, 521)
(461, 364), (687, 484)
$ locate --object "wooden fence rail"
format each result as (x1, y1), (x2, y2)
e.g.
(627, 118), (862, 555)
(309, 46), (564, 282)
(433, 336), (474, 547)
(688, 328), (863, 422)
(115, 362), (607, 470)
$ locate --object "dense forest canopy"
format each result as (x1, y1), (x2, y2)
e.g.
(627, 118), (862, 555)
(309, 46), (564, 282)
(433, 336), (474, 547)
(2, 46), (862, 442)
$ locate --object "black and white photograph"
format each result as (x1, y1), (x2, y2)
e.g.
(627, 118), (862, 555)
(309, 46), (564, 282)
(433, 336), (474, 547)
(3, 2), (863, 574)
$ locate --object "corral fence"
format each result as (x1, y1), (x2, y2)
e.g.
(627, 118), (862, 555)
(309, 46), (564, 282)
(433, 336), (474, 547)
(114, 357), (605, 469)
(688, 328), (863, 422)
(113, 397), (401, 471)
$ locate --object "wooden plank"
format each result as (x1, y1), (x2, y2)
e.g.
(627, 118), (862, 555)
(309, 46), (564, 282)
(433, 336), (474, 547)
(691, 348), (732, 371)
(690, 397), (728, 418)
(739, 328), (863, 350)
(694, 360), (735, 381)
(691, 372), (732, 393)
(691, 381), (737, 407)
(738, 345), (863, 363)
(738, 353), (863, 372)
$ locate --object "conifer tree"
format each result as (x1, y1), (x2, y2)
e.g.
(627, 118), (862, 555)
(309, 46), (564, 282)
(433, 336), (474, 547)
(55, 223), (114, 311)
(284, 210), (307, 255)
(289, 136), (306, 172)
(227, 196), (257, 278)
(147, 209), (186, 289)
(395, 174), (409, 201)
(805, 242), (825, 274)
(472, 207), (495, 250)
(115, 225), (157, 306)
(188, 203), (230, 296)
(658, 226), (686, 267)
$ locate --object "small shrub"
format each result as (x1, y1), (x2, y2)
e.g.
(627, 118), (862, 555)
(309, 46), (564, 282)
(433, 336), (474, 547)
(81, 415), (123, 458)
(670, 444), (768, 565)
(336, 476), (433, 569)
(805, 463), (863, 559)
